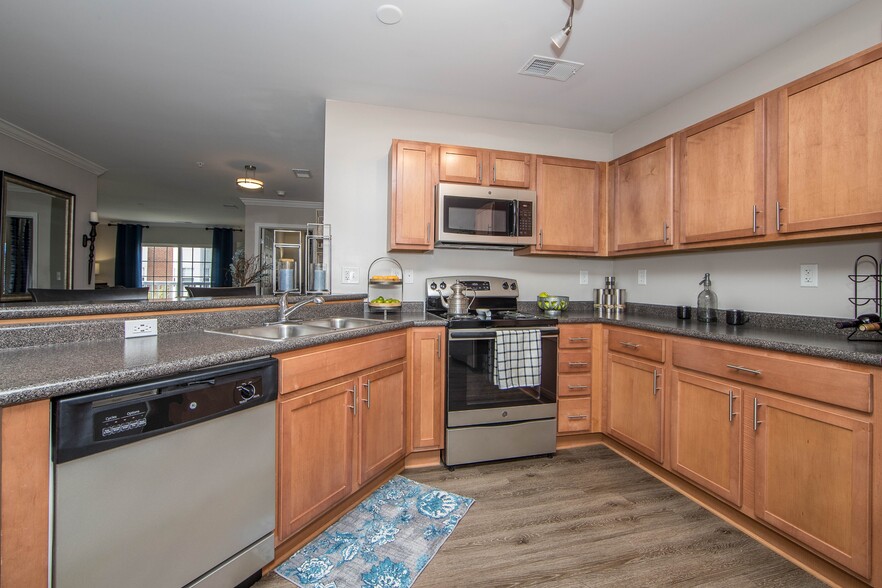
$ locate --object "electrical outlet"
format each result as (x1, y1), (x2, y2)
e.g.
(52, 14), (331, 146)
(579, 271), (589, 285)
(800, 264), (819, 288)
(342, 267), (359, 284)
(124, 318), (158, 338)
(404, 270), (414, 284)
(637, 269), (647, 286)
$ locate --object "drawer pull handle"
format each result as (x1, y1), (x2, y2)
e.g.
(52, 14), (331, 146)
(568, 337), (590, 342)
(567, 385), (589, 390)
(726, 364), (762, 376)
(619, 342), (641, 349)
(568, 362), (589, 367)
(567, 415), (588, 420)
(347, 388), (358, 416)
(753, 397), (762, 431)
(728, 389), (737, 423)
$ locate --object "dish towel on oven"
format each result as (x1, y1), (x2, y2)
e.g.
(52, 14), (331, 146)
(492, 329), (542, 389)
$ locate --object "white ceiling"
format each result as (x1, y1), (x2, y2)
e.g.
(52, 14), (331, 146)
(0, 0), (860, 226)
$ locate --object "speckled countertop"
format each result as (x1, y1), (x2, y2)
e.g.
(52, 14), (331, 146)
(1, 299), (880, 408)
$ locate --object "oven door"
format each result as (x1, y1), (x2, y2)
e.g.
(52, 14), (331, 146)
(446, 327), (557, 427)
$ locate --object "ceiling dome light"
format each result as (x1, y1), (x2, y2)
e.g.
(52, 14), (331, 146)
(236, 165), (264, 191)
(551, 0), (574, 49)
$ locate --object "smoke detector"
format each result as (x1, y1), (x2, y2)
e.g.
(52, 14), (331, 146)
(518, 55), (583, 82)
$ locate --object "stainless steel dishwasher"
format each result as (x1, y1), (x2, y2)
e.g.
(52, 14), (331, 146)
(52, 357), (278, 588)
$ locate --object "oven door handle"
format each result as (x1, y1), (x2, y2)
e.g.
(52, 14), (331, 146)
(449, 327), (559, 340)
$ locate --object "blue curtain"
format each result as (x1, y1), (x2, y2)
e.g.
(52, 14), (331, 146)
(114, 224), (143, 288)
(211, 228), (234, 287)
(7, 217), (32, 294)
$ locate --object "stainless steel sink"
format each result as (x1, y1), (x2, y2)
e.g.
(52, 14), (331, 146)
(302, 317), (389, 330)
(207, 323), (333, 340)
(207, 316), (390, 341)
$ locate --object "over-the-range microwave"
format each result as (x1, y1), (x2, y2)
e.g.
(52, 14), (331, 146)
(435, 182), (536, 249)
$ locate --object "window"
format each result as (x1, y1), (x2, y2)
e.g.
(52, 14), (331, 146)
(141, 246), (212, 299)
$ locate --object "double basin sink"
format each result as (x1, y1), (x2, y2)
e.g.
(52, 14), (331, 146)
(208, 317), (391, 341)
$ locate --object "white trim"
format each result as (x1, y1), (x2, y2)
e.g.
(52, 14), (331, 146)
(0, 118), (107, 176)
(239, 197), (321, 209)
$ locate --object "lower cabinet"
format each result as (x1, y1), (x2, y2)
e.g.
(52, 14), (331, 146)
(557, 324), (593, 434)
(605, 353), (664, 462)
(407, 327), (445, 452)
(669, 370), (742, 507)
(751, 392), (872, 578)
(275, 333), (407, 544)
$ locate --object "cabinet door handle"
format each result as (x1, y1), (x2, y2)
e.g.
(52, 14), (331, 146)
(752, 204), (759, 234)
(426, 222), (431, 243)
(726, 364), (762, 376)
(436, 333), (441, 358)
(775, 201), (782, 232)
(728, 389), (736, 423)
(619, 341), (641, 349)
(567, 415), (588, 420)
(493, 163), (497, 183)
(652, 369), (660, 396)
(568, 337), (590, 342)
(753, 397), (762, 431)
(663, 221), (669, 243)
(567, 384), (589, 390)
(538, 229), (543, 249)
(362, 380), (372, 408)
(478, 161), (483, 183)
(347, 388), (358, 416)
(568, 362), (589, 367)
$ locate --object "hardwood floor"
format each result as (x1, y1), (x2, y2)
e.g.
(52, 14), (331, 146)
(259, 445), (826, 587)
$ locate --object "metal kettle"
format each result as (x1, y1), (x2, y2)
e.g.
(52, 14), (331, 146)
(440, 282), (476, 315)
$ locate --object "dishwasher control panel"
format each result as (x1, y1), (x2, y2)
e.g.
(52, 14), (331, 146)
(54, 357), (278, 463)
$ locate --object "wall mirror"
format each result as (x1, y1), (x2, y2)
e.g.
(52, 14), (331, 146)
(0, 172), (74, 302)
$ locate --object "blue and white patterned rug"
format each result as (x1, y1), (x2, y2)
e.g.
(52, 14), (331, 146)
(275, 475), (474, 588)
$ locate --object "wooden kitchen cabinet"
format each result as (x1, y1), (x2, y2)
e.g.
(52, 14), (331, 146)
(605, 352), (664, 463)
(389, 139), (436, 251)
(669, 370), (742, 507)
(438, 145), (533, 188)
(519, 155), (601, 255)
(407, 327), (445, 452)
(275, 332), (407, 543)
(752, 392), (872, 578)
(609, 137), (674, 253)
(677, 98), (766, 244)
(774, 45), (882, 235)
(557, 324), (592, 434)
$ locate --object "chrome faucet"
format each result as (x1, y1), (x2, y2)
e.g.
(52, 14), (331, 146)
(278, 293), (325, 322)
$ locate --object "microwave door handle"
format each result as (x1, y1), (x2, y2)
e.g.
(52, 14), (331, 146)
(511, 200), (518, 236)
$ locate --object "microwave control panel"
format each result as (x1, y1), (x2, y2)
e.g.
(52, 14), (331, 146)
(517, 201), (533, 236)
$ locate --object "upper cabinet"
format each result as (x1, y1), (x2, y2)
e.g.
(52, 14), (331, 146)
(677, 98), (766, 244)
(388, 140), (436, 252)
(439, 145), (533, 188)
(609, 138), (674, 253)
(517, 156), (601, 255)
(774, 45), (882, 235)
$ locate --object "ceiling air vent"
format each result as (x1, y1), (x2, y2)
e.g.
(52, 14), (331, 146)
(518, 55), (583, 82)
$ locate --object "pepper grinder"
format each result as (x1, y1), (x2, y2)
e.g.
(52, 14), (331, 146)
(697, 273), (718, 323)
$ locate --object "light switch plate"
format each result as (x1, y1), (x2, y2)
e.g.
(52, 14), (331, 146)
(342, 267), (359, 284)
(404, 270), (414, 284)
(579, 271), (589, 285)
(637, 269), (647, 286)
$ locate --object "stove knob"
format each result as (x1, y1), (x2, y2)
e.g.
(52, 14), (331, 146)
(429, 282), (437, 290)
(439, 281), (447, 290)
(502, 282), (509, 290)
(510, 281), (518, 291)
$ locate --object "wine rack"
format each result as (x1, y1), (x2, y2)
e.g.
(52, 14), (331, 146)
(846, 254), (882, 341)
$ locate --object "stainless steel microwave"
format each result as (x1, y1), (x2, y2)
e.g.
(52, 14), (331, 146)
(435, 183), (536, 249)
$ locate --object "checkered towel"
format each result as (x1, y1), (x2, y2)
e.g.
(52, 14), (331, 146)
(492, 329), (542, 390)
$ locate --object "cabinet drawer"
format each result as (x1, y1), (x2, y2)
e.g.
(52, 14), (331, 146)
(558, 350), (591, 373)
(558, 373), (591, 397)
(558, 397), (592, 433)
(278, 332), (407, 394)
(672, 339), (872, 412)
(606, 328), (665, 363)
(559, 324), (592, 349)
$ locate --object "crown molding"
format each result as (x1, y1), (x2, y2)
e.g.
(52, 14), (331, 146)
(0, 118), (107, 176)
(238, 197), (322, 209)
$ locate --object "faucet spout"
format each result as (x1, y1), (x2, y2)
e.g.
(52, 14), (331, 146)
(278, 293), (325, 322)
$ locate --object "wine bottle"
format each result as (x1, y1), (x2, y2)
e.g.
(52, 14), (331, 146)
(834, 313), (881, 329)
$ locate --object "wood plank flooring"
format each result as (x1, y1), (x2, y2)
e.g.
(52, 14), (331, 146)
(260, 445), (827, 587)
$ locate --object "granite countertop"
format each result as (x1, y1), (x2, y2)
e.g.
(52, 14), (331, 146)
(0, 310), (444, 407)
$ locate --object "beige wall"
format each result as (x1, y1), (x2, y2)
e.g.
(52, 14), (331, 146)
(0, 132), (99, 289)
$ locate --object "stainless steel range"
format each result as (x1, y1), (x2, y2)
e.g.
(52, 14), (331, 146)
(426, 276), (558, 467)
